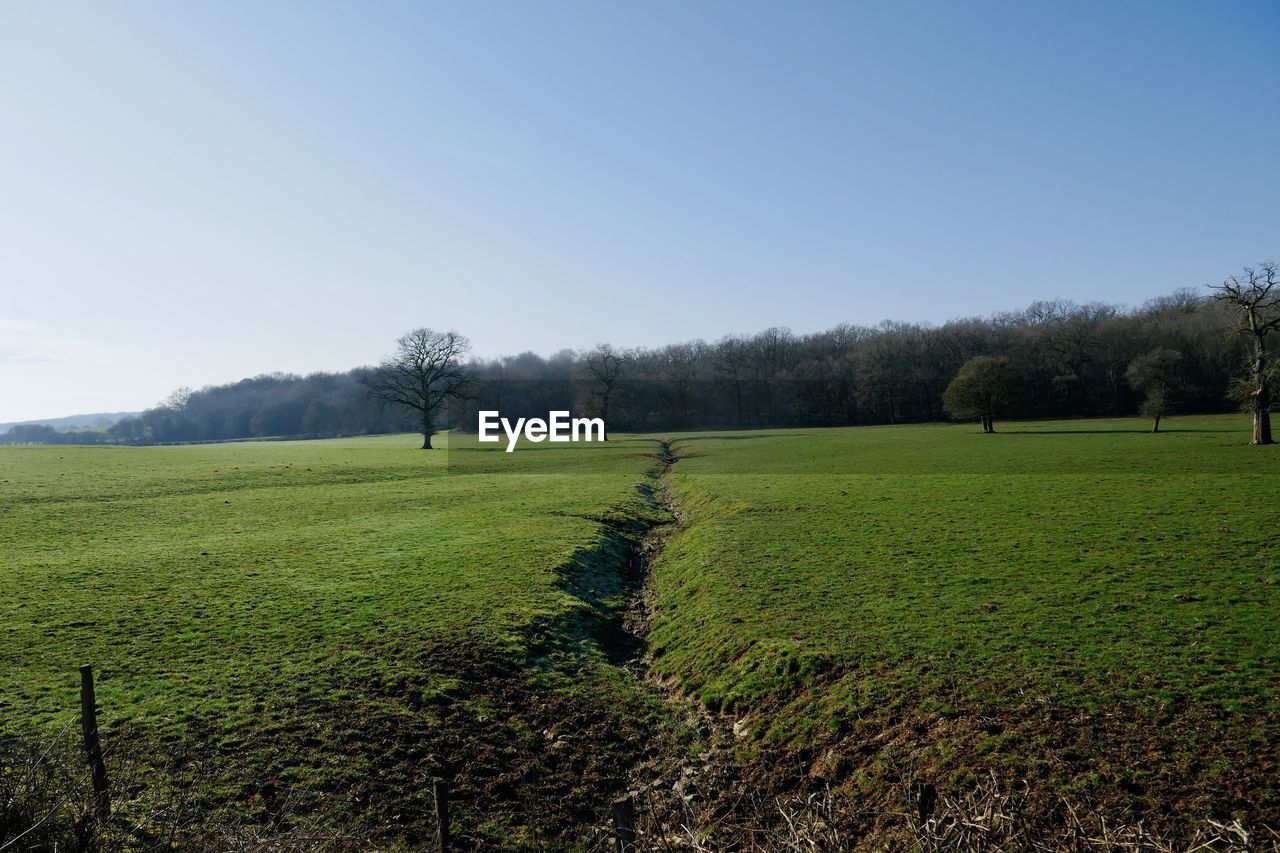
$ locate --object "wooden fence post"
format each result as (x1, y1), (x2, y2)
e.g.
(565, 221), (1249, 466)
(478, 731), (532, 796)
(79, 664), (110, 821)
(612, 796), (636, 852)
(915, 781), (937, 826)
(433, 777), (451, 851)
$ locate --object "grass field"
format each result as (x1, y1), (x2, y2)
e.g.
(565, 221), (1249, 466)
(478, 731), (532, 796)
(3, 414), (1278, 846)
(0, 434), (682, 846)
(650, 415), (1279, 825)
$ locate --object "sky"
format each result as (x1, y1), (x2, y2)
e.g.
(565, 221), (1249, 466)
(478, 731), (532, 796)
(1, 1), (1277, 422)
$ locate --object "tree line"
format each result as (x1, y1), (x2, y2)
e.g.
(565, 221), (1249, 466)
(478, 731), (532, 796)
(454, 285), (1265, 437)
(1, 371), (417, 446)
(4, 276), (1275, 447)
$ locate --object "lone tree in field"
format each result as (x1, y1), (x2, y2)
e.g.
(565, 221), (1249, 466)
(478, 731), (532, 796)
(585, 344), (625, 440)
(363, 328), (470, 449)
(1209, 262), (1279, 445)
(943, 355), (1018, 433)
(1126, 348), (1180, 433)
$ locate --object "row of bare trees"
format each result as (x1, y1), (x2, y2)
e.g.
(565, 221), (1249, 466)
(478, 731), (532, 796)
(434, 266), (1274, 445)
(0, 373), (415, 446)
(8, 266), (1274, 448)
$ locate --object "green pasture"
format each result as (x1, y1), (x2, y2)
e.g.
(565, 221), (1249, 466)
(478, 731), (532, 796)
(2, 413), (1277, 836)
(1, 434), (662, 731)
(649, 414), (1278, 809)
(0, 433), (677, 843)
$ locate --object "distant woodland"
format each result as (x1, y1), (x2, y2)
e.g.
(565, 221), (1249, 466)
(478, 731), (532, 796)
(3, 289), (1265, 445)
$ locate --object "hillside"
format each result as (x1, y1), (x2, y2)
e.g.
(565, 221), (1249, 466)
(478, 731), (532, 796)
(0, 411), (138, 432)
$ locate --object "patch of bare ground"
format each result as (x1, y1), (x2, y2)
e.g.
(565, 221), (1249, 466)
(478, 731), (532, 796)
(2, 641), (697, 850)
(610, 689), (1280, 850)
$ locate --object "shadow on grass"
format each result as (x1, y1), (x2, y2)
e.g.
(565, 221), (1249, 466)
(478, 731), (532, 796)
(526, 527), (646, 667)
(676, 432), (811, 442)
(1001, 428), (1225, 435)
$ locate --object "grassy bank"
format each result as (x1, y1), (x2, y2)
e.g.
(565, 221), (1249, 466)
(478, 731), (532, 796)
(649, 414), (1279, 829)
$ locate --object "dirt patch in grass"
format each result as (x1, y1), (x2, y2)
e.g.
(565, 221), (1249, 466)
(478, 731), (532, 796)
(100, 638), (693, 849)
(624, 670), (1280, 849)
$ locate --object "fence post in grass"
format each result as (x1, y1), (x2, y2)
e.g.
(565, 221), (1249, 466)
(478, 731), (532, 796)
(611, 795), (636, 852)
(915, 781), (936, 827)
(78, 664), (111, 821)
(433, 776), (451, 851)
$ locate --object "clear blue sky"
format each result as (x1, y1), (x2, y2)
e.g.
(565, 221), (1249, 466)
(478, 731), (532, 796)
(1, 1), (1276, 421)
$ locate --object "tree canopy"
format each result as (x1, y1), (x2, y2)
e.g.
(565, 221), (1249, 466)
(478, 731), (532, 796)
(942, 356), (1019, 433)
(1126, 348), (1181, 432)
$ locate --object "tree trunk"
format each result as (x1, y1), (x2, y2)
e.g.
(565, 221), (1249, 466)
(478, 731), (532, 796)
(417, 404), (437, 450)
(1250, 336), (1273, 445)
(600, 390), (611, 441)
(1255, 408), (1273, 446)
(1152, 414), (1160, 434)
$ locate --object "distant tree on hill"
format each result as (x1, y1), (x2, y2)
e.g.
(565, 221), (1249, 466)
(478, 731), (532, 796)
(584, 344), (626, 440)
(943, 356), (1019, 433)
(1126, 349), (1181, 433)
(363, 328), (471, 449)
(1209, 263), (1279, 445)
(163, 387), (193, 412)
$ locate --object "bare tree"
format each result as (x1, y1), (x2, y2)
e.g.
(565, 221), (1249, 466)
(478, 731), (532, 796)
(1125, 348), (1180, 433)
(585, 344), (625, 440)
(363, 329), (471, 449)
(1209, 263), (1279, 445)
(163, 386), (194, 412)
